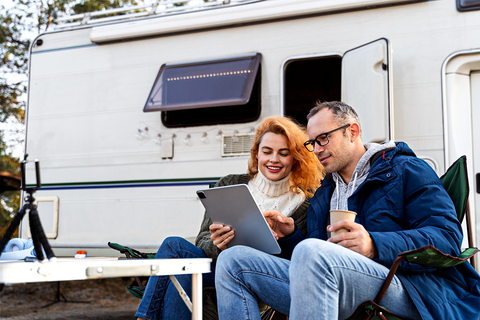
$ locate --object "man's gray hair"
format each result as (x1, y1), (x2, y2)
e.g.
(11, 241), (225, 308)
(307, 101), (362, 136)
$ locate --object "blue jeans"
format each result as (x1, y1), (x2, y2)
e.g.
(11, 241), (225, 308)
(215, 239), (421, 320)
(135, 236), (216, 320)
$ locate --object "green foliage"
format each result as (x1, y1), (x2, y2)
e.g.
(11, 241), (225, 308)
(0, 134), (20, 175)
(0, 190), (20, 238)
(0, 188), (20, 238)
(0, 131), (20, 238)
(72, 0), (142, 14)
(0, 3), (25, 237)
(0, 6), (28, 124)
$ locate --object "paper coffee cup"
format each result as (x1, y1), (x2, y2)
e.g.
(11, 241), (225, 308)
(330, 210), (357, 236)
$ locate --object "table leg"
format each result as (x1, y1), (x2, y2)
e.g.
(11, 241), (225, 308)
(191, 273), (203, 320)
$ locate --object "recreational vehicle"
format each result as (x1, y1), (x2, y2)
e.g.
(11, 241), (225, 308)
(22, 0), (480, 263)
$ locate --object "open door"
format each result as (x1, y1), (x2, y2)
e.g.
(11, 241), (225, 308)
(471, 70), (480, 256)
(341, 38), (393, 143)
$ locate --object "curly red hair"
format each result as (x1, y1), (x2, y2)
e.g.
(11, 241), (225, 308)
(247, 116), (324, 198)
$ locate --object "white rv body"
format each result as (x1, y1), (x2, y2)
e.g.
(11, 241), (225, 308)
(21, 0), (480, 259)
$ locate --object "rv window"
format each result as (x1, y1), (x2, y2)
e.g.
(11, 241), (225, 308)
(144, 53), (261, 113)
(284, 56), (341, 126)
(161, 70), (261, 127)
(457, 0), (480, 11)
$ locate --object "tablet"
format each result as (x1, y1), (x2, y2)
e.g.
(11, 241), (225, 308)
(196, 184), (281, 254)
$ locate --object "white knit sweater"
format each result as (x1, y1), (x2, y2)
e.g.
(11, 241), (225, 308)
(248, 170), (306, 217)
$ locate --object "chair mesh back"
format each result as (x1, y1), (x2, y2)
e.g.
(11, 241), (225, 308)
(439, 156), (469, 223)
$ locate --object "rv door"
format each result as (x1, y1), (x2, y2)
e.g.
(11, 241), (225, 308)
(341, 38), (393, 144)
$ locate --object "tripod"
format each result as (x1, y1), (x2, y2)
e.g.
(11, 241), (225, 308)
(0, 186), (91, 306)
(0, 189), (55, 260)
(0, 159), (55, 261)
(0, 158), (90, 307)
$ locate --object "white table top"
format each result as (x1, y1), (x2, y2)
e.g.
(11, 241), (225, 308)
(0, 258), (212, 284)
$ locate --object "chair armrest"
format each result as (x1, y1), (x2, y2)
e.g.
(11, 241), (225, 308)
(373, 245), (479, 305)
(398, 245), (479, 268)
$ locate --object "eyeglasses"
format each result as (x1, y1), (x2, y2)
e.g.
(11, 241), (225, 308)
(303, 124), (351, 152)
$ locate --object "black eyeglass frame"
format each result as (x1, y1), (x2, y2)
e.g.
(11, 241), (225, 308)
(303, 124), (351, 152)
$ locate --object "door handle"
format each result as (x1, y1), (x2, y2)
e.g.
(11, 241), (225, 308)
(477, 173), (480, 193)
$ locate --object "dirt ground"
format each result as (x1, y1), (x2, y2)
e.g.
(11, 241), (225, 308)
(0, 278), (140, 319)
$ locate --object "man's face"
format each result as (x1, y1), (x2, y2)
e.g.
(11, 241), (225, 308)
(307, 109), (353, 175)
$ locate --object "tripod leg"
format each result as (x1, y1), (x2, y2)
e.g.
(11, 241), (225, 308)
(0, 205), (28, 255)
(30, 218), (45, 261)
(29, 205), (56, 260)
(42, 281), (91, 308)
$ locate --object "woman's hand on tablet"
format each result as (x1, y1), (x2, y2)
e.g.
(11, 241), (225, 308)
(209, 224), (235, 251)
(263, 210), (295, 239)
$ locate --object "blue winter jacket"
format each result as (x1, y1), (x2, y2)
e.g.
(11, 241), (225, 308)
(279, 142), (480, 320)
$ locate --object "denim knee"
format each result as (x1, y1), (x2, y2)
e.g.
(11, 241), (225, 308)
(292, 238), (333, 258)
(216, 246), (256, 279)
(217, 246), (248, 268)
(291, 239), (337, 274)
(156, 236), (188, 258)
(291, 238), (315, 260)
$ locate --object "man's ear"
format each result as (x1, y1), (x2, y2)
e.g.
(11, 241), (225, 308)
(350, 123), (361, 142)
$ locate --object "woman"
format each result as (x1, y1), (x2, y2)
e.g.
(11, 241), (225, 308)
(135, 116), (324, 320)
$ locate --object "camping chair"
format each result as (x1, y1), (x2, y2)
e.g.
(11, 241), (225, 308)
(346, 155), (479, 320)
(107, 242), (156, 298)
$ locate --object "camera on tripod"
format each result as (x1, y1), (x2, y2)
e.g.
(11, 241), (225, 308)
(20, 156), (41, 192)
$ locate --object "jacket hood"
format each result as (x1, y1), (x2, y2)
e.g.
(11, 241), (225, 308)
(391, 141), (417, 158)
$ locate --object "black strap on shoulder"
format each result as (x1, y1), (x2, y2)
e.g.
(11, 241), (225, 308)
(370, 147), (396, 166)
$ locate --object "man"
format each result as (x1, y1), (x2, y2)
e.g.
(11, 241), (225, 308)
(215, 101), (480, 320)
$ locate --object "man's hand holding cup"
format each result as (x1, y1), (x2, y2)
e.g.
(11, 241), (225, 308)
(327, 210), (377, 259)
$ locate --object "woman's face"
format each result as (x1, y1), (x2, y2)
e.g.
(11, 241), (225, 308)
(257, 132), (294, 181)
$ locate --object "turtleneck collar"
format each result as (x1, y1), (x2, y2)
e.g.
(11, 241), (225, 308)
(252, 169), (292, 198)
